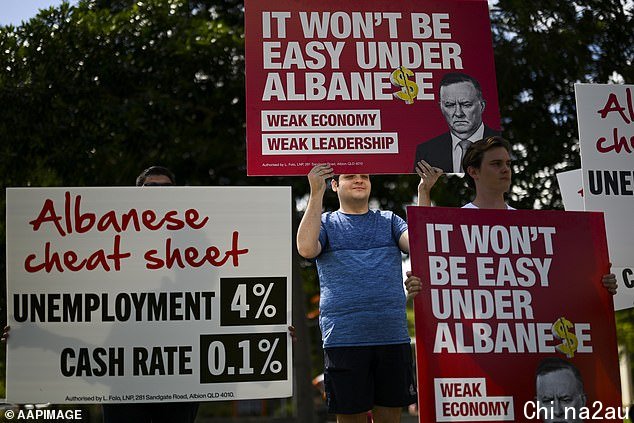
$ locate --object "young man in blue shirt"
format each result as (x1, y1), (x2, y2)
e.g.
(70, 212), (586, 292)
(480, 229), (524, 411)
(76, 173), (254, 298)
(297, 164), (437, 423)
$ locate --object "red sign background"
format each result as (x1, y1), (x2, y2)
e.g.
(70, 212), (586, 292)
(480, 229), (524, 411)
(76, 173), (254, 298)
(407, 207), (620, 422)
(245, 0), (500, 175)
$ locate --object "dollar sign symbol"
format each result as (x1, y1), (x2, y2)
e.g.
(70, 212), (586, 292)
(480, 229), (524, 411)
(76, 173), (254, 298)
(552, 317), (579, 358)
(390, 66), (419, 104)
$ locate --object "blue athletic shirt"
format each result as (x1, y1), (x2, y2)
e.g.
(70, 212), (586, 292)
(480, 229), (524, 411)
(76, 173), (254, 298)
(316, 209), (410, 347)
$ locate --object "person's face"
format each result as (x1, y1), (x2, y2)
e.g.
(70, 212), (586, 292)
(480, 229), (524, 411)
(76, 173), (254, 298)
(332, 174), (371, 203)
(536, 369), (586, 423)
(468, 147), (511, 194)
(439, 81), (485, 138)
(142, 174), (173, 186)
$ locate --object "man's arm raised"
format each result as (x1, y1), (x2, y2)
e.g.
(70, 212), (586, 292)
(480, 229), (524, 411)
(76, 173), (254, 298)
(399, 160), (444, 253)
(415, 159), (443, 207)
(297, 164), (334, 259)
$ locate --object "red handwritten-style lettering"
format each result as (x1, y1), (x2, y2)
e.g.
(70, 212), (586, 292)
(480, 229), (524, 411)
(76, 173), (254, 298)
(144, 231), (249, 270)
(29, 198), (66, 235)
(595, 127), (634, 154)
(24, 235), (131, 273)
(29, 192), (209, 236)
(596, 88), (633, 123)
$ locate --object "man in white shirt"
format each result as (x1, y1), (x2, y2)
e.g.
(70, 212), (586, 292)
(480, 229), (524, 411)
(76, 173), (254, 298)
(460, 135), (514, 210)
(407, 136), (617, 294)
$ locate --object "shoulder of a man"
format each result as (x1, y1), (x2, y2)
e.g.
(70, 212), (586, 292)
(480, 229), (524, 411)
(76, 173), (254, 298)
(372, 209), (403, 223)
(374, 209), (392, 218)
(417, 131), (450, 152)
(319, 209), (336, 226)
(483, 125), (501, 137)
(379, 210), (408, 240)
(321, 210), (336, 220)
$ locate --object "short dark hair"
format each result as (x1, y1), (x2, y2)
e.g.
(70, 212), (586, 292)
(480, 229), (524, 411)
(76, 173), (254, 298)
(136, 166), (176, 186)
(439, 72), (483, 100)
(462, 136), (511, 189)
(535, 358), (584, 392)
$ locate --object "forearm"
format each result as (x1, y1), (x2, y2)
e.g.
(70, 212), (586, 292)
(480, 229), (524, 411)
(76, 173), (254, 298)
(297, 193), (323, 259)
(414, 160), (441, 206)
(418, 185), (432, 206)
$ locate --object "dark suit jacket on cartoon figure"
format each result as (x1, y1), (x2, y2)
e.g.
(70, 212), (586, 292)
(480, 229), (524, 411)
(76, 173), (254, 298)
(413, 126), (500, 173)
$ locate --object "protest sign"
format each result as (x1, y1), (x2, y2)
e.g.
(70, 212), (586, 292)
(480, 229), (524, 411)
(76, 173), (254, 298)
(407, 206), (621, 422)
(245, 0), (500, 175)
(556, 169), (584, 211)
(576, 83), (634, 311)
(5, 187), (292, 404)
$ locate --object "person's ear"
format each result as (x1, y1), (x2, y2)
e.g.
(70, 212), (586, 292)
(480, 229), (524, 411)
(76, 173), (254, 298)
(467, 165), (479, 181)
(479, 99), (486, 113)
(331, 179), (338, 192)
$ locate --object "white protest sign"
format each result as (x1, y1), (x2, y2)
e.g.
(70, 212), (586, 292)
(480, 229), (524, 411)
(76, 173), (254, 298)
(556, 169), (584, 211)
(576, 83), (634, 310)
(6, 187), (292, 403)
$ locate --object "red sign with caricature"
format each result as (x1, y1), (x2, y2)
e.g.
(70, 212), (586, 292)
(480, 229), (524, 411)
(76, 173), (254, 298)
(407, 206), (621, 422)
(245, 0), (500, 175)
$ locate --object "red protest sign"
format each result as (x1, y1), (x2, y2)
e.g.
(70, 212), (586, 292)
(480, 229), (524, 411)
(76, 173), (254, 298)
(407, 206), (621, 422)
(245, 0), (500, 176)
